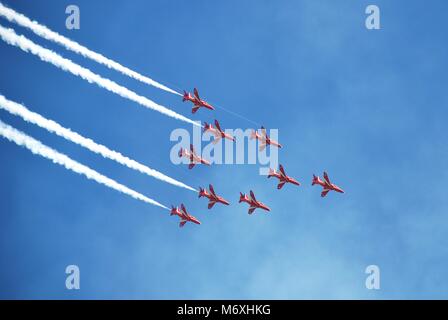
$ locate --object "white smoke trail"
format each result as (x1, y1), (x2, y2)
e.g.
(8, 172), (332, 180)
(0, 94), (196, 192)
(0, 2), (180, 96)
(0, 119), (169, 209)
(0, 25), (200, 127)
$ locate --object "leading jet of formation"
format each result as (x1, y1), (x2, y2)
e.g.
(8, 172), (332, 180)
(268, 164), (301, 189)
(198, 184), (230, 209)
(312, 171), (345, 197)
(170, 204), (201, 227)
(179, 144), (211, 169)
(239, 190), (271, 214)
(182, 88), (215, 113)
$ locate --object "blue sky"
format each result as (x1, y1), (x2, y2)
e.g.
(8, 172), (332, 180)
(0, 0), (447, 299)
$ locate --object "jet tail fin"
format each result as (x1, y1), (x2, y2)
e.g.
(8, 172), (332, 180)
(198, 187), (205, 198)
(182, 90), (188, 102)
(268, 168), (275, 178)
(312, 174), (319, 185)
(239, 192), (248, 203)
(203, 122), (212, 133)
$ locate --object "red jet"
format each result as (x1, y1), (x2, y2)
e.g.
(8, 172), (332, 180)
(250, 126), (282, 151)
(312, 171), (345, 197)
(182, 88), (215, 113)
(239, 190), (271, 214)
(204, 120), (235, 143)
(179, 144), (211, 169)
(170, 204), (201, 227)
(268, 164), (301, 189)
(198, 184), (230, 209)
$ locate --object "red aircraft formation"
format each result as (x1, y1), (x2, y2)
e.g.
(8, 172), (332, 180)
(172, 87), (345, 227)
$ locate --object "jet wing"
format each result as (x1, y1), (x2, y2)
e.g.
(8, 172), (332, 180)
(260, 126), (267, 138)
(249, 190), (257, 202)
(188, 163), (195, 169)
(248, 207), (256, 215)
(259, 143), (266, 152)
(279, 165), (287, 178)
(214, 120), (223, 133)
(323, 172), (331, 184)
(194, 88), (200, 100)
(209, 184), (217, 196)
(192, 105), (200, 113)
(277, 181), (286, 189)
(212, 135), (222, 144)
(321, 189), (330, 197)
(179, 220), (187, 228)
(180, 204), (187, 215)
(190, 144), (199, 156)
(208, 200), (216, 209)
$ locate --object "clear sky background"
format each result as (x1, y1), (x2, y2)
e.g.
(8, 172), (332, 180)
(0, 0), (447, 299)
